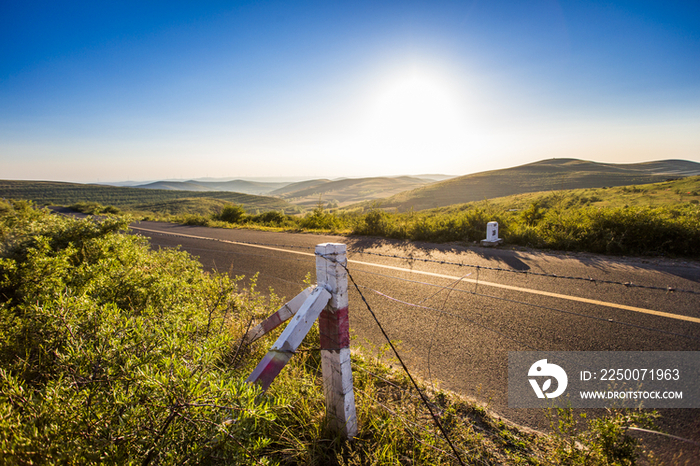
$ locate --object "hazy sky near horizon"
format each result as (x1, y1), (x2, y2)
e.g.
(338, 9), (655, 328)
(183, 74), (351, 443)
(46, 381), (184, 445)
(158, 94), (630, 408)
(1, 1), (699, 182)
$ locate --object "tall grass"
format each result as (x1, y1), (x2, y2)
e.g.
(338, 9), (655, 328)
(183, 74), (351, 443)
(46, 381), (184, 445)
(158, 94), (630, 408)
(350, 202), (699, 257)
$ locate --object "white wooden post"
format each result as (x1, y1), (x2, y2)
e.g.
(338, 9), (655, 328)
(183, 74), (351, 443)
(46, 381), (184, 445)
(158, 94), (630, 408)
(316, 243), (357, 438)
(245, 286), (313, 344)
(246, 286), (330, 392)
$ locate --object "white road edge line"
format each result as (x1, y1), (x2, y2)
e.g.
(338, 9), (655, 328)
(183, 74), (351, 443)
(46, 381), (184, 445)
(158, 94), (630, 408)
(130, 225), (700, 324)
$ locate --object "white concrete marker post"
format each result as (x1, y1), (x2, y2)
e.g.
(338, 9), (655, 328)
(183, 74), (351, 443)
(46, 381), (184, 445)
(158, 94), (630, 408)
(315, 243), (358, 438)
(480, 221), (503, 246)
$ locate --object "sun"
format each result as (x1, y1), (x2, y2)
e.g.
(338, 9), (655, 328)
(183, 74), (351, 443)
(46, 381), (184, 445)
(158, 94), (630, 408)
(363, 67), (470, 160)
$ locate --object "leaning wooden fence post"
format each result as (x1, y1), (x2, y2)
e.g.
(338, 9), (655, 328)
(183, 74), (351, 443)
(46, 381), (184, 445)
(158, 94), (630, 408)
(316, 243), (358, 438)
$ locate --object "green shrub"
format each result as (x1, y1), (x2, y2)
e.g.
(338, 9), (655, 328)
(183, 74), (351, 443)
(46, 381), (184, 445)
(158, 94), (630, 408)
(359, 209), (389, 236)
(549, 407), (659, 465)
(69, 201), (122, 215)
(101, 205), (121, 214)
(217, 204), (247, 224)
(347, 202), (700, 257)
(251, 210), (290, 226)
(532, 206), (700, 255)
(179, 213), (211, 226)
(0, 202), (277, 464)
(299, 203), (343, 231)
(521, 201), (545, 226)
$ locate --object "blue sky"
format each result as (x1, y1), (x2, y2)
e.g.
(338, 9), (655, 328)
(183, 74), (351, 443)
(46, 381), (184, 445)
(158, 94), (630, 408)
(1, 1), (699, 182)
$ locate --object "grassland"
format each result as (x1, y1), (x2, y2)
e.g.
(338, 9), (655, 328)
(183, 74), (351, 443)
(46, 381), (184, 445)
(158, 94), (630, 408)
(4, 174), (700, 257)
(0, 179), (299, 215)
(272, 176), (437, 208)
(372, 159), (700, 212)
(149, 176), (700, 258)
(157, 176), (700, 258)
(401, 176), (700, 225)
(459, 176), (700, 211)
(345, 176), (700, 257)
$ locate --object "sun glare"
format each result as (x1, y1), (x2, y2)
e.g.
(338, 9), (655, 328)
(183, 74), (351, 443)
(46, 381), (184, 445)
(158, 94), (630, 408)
(361, 67), (471, 163)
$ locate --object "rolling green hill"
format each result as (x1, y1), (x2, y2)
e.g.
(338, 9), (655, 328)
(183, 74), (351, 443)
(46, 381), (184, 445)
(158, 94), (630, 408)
(374, 159), (700, 211)
(0, 180), (297, 214)
(410, 175), (699, 217)
(348, 176), (700, 256)
(267, 178), (331, 196)
(273, 176), (438, 207)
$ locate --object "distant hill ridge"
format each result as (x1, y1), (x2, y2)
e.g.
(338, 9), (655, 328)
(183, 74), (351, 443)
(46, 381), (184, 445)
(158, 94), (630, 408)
(131, 176), (443, 207)
(271, 176), (436, 207)
(0, 180), (296, 213)
(135, 179), (287, 195)
(373, 159), (700, 211)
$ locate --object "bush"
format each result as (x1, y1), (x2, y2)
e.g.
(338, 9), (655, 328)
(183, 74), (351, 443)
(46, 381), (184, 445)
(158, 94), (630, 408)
(532, 206), (700, 255)
(549, 407), (659, 465)
(521, 201), (544, 226)
(0, 202), (277, 464)
(217, 204), (247, 224)
(299, 203), (343, 231)
(179, 213), (211, 226)
(360, 209), (389, 236)
(251, 210), (290, 226)
(69, 201), (122, 215)
(348, 202), (700, 257)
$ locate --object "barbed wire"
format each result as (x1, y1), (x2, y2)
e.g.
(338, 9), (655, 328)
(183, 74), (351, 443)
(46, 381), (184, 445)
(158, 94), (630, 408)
(352, 272), (700, 344)
(132, 226), (700, 295)
(423, 273), (472, 393)
(135, 227), (700, 348)
(466, 291), (700, 343)
(358, 284), (540, 351)
(627, 427), (700, 447)
(347, 272), (700, 459)
(131, 226), (316, 251)
(351, 359), (493, 463)
(315, 252), (467, 466)
(350, 250), (700, 296)
(351, 362), (420, 401)
(142, 230), (700, 334)
(143, 224), (700, 344)
(138, 227), (700, 341)
(352, 387), (465, 463)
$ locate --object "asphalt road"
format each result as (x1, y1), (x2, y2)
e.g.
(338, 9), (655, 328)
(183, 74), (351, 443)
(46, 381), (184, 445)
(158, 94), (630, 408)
(130, 220), (700, 463)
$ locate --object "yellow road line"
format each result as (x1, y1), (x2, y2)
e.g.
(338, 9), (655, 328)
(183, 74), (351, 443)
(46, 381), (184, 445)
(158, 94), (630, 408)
(131, 226), (700, 324)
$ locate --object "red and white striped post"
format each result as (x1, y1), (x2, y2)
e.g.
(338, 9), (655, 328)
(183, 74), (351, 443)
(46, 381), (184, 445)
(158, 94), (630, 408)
(245, 286), (330, 392)
(244, 287), (313, 344)
(316, 243), (357, 438)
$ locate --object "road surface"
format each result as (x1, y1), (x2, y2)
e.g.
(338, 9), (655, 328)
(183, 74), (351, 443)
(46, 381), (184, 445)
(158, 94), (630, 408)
(129, 220), (700, 462)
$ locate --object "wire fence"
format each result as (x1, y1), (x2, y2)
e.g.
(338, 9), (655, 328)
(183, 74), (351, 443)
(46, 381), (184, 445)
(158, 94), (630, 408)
(350, 249), (700, 295)
(137, 225), (700, 372)
(132, 227), (700, 295)
(134, 226), (700, 457)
